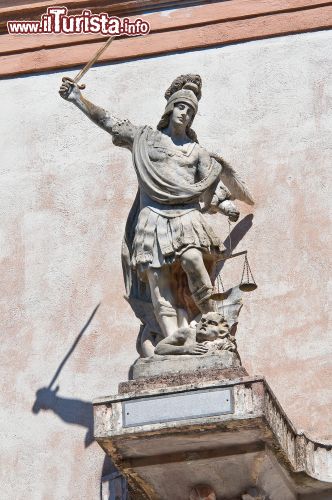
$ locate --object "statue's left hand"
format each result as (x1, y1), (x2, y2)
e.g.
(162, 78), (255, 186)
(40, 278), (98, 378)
(218, 200), (240, 222)
(228, 208), (240, 222)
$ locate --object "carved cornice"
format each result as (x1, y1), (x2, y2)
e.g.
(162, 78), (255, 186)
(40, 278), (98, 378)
(263, 379), (332, 483)
(94, 375), (332, 492)
(1, 0), (331, 78)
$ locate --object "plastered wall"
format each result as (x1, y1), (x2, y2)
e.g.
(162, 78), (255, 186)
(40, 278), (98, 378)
(0, 30), (331, 499)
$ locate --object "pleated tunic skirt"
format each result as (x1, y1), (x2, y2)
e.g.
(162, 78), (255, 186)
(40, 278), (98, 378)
(131, 206), (226, 277)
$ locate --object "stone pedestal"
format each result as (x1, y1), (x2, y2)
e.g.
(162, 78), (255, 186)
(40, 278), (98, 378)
(93, 373), (332, 499)
(131, 351), (242, 380)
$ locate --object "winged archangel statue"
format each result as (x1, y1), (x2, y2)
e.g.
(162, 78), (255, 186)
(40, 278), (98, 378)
(59, 74), (254, 357)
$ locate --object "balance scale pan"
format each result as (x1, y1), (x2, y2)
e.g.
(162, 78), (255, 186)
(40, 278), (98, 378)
(239, 283), (257, 292)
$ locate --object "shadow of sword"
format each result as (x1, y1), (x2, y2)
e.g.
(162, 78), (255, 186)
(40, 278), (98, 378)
(32, 303), (100, 413)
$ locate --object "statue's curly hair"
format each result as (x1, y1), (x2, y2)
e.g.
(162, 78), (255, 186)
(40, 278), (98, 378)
(157, 74), (202, 143)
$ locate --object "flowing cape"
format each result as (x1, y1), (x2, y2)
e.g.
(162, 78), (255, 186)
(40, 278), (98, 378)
(131, 126), (221, 204)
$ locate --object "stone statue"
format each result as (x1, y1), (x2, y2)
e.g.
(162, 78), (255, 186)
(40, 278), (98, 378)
(155, 312), (237, 356)
(59, 74), (254, 357)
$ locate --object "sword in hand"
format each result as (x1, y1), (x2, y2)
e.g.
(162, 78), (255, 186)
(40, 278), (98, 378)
(59, 36), (115, 100)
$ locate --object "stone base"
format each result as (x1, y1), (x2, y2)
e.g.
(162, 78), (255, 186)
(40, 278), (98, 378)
(131, 350), (241, 380)
(119, 365), (248, 394)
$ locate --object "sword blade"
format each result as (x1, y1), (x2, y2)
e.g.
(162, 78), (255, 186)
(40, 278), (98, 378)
(74, 36), (115, 83)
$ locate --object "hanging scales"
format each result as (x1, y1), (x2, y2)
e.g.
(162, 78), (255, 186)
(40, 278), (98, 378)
(211, 221), (257, 301)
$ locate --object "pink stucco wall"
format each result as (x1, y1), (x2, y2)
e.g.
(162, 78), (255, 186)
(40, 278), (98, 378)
(1, 30), (331, 499)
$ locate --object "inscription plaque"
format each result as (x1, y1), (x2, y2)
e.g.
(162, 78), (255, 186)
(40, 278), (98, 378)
(122, 387), (233, 427)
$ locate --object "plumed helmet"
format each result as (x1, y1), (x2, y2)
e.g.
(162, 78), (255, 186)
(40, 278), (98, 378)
(157, 74), (202, 141)
(164, 81), (200, 115)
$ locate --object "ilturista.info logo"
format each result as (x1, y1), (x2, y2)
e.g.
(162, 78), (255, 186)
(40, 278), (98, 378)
(7, 7), (150, 35)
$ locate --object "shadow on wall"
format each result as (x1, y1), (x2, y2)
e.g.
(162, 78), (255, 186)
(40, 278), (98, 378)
(31, 303), (117, 494)
(32, 385), (95, 446)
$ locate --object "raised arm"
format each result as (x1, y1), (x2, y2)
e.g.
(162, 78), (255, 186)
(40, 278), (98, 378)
(59, 77), (116, 133)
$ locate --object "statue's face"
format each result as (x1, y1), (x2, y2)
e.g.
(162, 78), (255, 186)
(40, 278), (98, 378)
(171, 102), (194, 129)
(196, 312), (228, 342)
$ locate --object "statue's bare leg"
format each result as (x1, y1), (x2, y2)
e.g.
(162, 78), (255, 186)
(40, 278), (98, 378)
(147, 267), (178, 338)
(180, 248), (215, 314)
